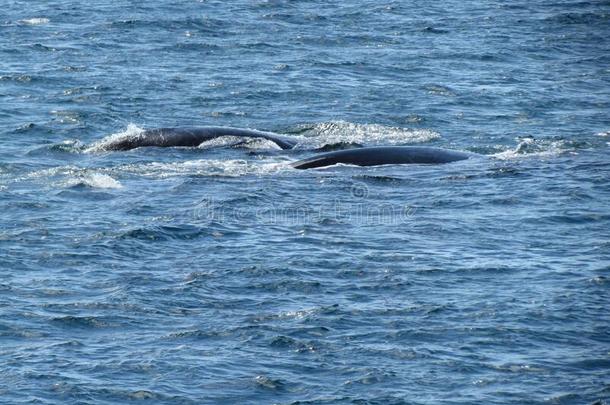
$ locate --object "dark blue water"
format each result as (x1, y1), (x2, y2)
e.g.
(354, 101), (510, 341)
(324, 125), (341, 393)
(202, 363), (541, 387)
(1, 1), (609, 404)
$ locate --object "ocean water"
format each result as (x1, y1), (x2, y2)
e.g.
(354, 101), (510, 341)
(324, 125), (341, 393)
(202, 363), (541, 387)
(1, 1), (609, 404)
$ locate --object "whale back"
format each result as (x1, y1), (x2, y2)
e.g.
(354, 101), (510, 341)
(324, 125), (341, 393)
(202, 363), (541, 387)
(291, 146), (472, 169)
(98, 127), (297, 150)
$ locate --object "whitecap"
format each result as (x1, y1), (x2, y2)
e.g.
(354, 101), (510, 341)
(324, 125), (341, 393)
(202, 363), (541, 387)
(84, 123), (145, 153)
(74, 173), (123, 189)
(18, 166), (123, 189)
(18, 18), (50, 25)
(197, 135), (283, 150)
(492, 138), (569, 160)
(293, 120), (440, 149)
(114, 158), (287, 179)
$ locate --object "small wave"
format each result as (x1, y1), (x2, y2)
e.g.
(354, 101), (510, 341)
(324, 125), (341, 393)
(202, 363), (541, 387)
(51, 315), (113, 328)
(0, 73), (35, 82)
(15, 123), (36, 132)
(63, 173), (123, 189)
(253, 307), (320, 322)
(291, 121), (440, 149)
(129, 391), (161, 400)
(19, 166), (122, 189)
(18, 17), (50, 25)
(423, 84), (456, 96)
(422, 26), (449, 34)
(352, 174), (406, 184)
(118, 224), (208, 241)
(589, 275), (607, 285)
(108, 16), (228, 32)
(84, 123), (145, 153)
(254, 375), (285, 390)
(491, 363), (546, 373)
(543, 12), (608, 25)
(26, 139), (85, 156)
(492, 137), (571, 160)
(50, 109), (82, 124)
(48, 140), (85, 153)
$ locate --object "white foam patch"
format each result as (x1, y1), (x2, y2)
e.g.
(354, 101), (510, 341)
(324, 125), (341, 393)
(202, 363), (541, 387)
(293, 121), (440, 148)
(14, 157), (289, 187)
(73, 173), (123, 189)
(19, 18), (50, 25)
(115, 159), (287, 179)
(84, 123), (145, 153)
(492, 138), (569, 160)
(20, 166), (77, 181)
(18, 166), (122, 189)
(596, 130), (610, 137)
(197, 136), (282, 150)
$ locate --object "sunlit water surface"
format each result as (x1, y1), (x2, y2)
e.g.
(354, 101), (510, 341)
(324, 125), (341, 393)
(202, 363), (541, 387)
(1, 1), (609, 404)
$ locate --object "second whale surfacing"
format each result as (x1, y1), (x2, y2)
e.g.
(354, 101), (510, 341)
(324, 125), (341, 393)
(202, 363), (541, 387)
(97, 127), (298, 151)
(291, 146), (474, 169)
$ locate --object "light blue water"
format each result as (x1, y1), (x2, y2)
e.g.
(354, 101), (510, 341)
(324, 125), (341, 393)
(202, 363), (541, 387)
(1, 1), (609, 404)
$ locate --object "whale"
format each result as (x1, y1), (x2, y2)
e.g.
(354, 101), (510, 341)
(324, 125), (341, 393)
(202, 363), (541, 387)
(291, 146), (473, 169)
(96, 127), (298, 151)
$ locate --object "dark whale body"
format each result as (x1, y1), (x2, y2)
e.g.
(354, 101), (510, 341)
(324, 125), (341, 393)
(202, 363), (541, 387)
(96, 128), (475, 170)
(99, 127), (297, 151)
(291, 146), (473, 169)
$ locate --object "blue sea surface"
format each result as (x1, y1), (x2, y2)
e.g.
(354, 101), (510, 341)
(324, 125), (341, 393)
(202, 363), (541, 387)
(1, 1), (609, 404)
